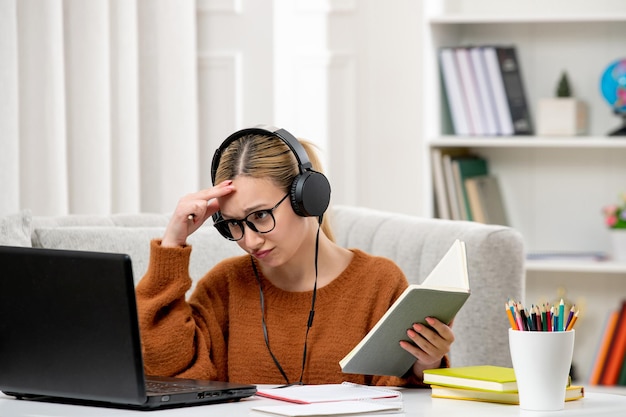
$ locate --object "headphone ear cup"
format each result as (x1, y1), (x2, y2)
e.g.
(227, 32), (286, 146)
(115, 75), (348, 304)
(290, 171), (331, 217)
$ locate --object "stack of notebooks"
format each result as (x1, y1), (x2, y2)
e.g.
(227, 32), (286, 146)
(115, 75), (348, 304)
(423, 365), (584, 405)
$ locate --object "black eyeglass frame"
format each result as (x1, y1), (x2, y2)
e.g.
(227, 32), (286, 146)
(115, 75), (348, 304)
(213, 193), (290, 241)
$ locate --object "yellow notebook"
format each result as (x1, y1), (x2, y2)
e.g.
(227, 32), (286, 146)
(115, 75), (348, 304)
(423, 365), (517, 392)
(430, 384), (584, 405)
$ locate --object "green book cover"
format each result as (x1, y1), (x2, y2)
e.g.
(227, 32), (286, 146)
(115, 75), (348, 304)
(339, 240), (470, 377)
(618, 360), (626, 386)
(451, 156), (489, 221)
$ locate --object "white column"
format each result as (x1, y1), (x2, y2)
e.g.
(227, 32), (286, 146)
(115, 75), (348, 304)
(17, 0), (68, 215)
(0, 0), (19, 214)
(273, 0), (329, 155)
(110, 0), (141, 213)
(138, 0), (199, 213)
(63, 0), (112, 214)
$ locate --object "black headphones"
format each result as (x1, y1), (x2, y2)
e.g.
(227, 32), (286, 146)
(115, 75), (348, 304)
(210, 125), (331, 218)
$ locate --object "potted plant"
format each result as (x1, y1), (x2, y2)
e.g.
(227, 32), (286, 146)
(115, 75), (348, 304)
(603, 193), (626, 261)
(536, 71), (588, 136)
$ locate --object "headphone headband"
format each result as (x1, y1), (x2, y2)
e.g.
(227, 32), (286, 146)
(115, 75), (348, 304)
(211, 125), (313, 184)
(210, 125), (331, 218)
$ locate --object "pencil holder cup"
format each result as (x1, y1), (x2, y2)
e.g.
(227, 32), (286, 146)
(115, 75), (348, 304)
(508, 329), (575, 411)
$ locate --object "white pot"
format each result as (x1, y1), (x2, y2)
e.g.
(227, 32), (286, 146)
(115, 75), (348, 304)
(610, 229), (626, 262)
(536, 98), (587, 136)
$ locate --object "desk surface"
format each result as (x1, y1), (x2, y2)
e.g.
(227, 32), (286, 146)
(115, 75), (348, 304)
(1, 388), (625, 416)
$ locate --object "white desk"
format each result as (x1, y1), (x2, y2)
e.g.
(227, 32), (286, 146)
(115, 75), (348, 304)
(1, 388), (625, 416)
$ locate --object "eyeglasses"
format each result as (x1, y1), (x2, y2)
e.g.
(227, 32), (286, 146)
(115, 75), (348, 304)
(213, 193), (290, 241)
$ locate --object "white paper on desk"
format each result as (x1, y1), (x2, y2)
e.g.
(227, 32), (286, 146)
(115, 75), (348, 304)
(250, 400), (404, 416)
(256, 382), (401, 404)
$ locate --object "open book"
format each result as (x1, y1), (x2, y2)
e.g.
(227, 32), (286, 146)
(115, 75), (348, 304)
(339, 239), (470, 377)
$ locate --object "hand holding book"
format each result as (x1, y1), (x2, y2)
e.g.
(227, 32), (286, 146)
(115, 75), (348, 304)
(340, 240), (470, 377)
(401, 316), (455, 379)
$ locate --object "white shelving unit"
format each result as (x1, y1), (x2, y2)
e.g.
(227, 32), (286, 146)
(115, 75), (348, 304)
(421, 0), (626, 384)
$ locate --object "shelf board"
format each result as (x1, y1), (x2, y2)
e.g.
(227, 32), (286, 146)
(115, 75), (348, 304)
(429, 136), (626, 149)
(526, 259), (626, 274)
(428, 14), (626, 24)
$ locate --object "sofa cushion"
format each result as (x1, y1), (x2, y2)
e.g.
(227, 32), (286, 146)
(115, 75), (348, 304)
(31, 226), (242, 288)
(31, 213), (171, 229)
(0, 210), (32, 247)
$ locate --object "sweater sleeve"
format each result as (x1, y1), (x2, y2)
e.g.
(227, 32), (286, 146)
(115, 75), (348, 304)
(135, 239), (228, 380)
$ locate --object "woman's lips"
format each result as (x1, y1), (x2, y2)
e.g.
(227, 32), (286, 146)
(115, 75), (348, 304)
(252, 249), (271, 259)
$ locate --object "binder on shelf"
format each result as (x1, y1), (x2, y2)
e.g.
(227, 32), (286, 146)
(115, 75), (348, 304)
(464, 175), (509, 226)
(451, 156), (489, 221)
(442, 153), (463, 220)
(600, 300), (626, 386)
(482, 46), (532, 136)
(455, 48), (485, 135)
(431, 148), (467, 220)
(469, 47), (499, 135)
(439, 47), (472, 136)
(431, 148), (450, 220)
(588, 309), (619, 385)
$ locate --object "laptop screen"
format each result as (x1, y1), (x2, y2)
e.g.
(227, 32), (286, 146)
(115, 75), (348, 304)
(0, 246), (148, 405)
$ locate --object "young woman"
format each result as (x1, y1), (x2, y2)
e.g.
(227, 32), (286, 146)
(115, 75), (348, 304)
(136, 126), (454, 387)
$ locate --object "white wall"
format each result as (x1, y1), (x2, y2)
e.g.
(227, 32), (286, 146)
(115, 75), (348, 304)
(337, 1), (424, 215)
(198, 0), (426, 216)
(1, 0), (426, 216)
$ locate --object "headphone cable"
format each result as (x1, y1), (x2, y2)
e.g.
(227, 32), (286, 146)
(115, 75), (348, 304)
(250, 219), (321, 386)
(297, 219), (321, 383)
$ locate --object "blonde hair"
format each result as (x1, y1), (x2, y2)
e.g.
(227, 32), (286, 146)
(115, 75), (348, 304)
(214, 133), (335, 241)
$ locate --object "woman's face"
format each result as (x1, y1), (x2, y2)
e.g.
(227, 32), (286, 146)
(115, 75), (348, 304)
(216, 176), (310, 268)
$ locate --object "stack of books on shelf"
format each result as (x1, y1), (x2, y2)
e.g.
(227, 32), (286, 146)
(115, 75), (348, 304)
(588, 299), (626, 386)
(439, 44), (532, 136)
(423, 365), (584, 405)
(431, 149), (509, 224)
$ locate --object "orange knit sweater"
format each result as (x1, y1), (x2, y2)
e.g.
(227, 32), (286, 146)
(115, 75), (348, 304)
(136, 240), (427, 387)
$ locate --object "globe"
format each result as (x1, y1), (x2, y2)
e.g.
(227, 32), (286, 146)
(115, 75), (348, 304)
(600, 58), (626, 136)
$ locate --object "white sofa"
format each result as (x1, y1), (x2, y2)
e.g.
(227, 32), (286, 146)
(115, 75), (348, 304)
(1, 205), (525, 368)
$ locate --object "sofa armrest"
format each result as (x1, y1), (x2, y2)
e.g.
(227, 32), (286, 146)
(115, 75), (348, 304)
(330, 205), (525, 368)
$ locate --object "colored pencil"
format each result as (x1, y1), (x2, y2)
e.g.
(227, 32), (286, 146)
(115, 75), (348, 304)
(566, 310), (579, 331)
(565, 306), (576, 330)
(541, 305), (548, 332)
(506, 302), (518, 330)
(546, 304), (553, 332)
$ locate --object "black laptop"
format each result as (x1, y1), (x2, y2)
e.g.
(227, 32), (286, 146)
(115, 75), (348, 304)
(0, 245), (256, 410)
